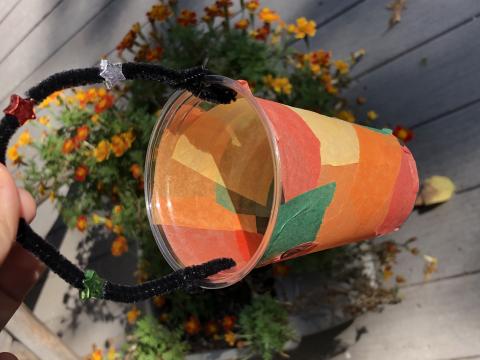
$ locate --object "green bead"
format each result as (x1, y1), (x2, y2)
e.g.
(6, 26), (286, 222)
(80, 269), (105, 300)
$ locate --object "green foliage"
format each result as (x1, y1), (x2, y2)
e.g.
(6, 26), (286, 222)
(239, 295), (294, 360)
(125, 316), (189, 360)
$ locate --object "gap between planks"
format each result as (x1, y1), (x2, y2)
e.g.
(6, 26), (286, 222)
(401, 268), (480, 290)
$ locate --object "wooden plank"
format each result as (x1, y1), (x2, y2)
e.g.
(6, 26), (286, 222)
(5, 304), (79, 360)
(0, 0), (62, 65)
(384, 186), (480, 285)
(343, 18), (480, 128)
(308, 0), (480, 76)
(409, 101), (480, 192)
(0, 0), (19, 25)
(262, 0), (361, 26)
(0, 0), (114, 102)
(328, 273), (480, 360)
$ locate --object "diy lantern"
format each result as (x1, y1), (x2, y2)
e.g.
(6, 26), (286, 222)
(145, 76), (419, 288)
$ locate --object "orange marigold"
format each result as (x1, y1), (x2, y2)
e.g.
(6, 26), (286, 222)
(74, 125), (90, 144)
(74, 165), (89, 182)
(111, 135), (127, 157)
(147, 4), (172, 22)
(94, 93), (114, 113)
(177, 10), (197, 26)
(235, 18), (250, 30)
(393, 125), (413, 142)
(245, 0), (259, 12)
(94, 140), (111, 162)
(258, 7), (280, 23)
(76, 215), (88, 232)
(62, 138), (76, 154)
(185, 316), (201, 335)
(204, 321), (219, 336)
(111, 236), (128, 257)
(127, 306), (140, 324)
(130, 164), (142, 179)
(222, 315), (236, 331)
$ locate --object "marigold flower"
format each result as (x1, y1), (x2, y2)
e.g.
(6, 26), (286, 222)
(145, 47), (163, 62)
(258, 7), (280, 23)
(94, 93), (114, 113)
(263, 74), (292, 95)
(127, 306), (140, 324)
(204, 4), (221, 18)
(38, 91), (62, 109)
(288, 17), (316, 39)
(204, 320), (219, 336)
(111, 235), (128, 257)
(116, 30), (136, 53)
(235, 18), (250, 30)
(250, 25), (270, 40)
(90, 348), (102, 360)
(74, 125), (90, 144)
(153, 295), (166, 308)
(76, 215), (88, 232)
(177, 10), (197, 26)
(334, 59), (350, 75)
(111, 135), (127, 157)
(105, 218), (113, 230)
(38, 116), (50, 126)
(367, 110), (378, 121)
(94, 140), (111, 162)
(147, 4), (172, 22)
(17, 131), (32, 146)
(185, 316), (201, 335)
(113, 205), (123, 215)
(393, 125), (413, 142)
(120, 129), (135, 149)
(113, 224), (123, 235)
(91, 114), (100, 124)
(337, 110), (355, 123)
(62, 138), (76, 154)
(245, 0), (259, 12)
(224, 331), (236, 346)
(7, 145), (21, 164)
(130, 163), (142, 179)
(222, 315), (236, 331)
(310, 49), (331, 66)
(74, 165), (89, 182)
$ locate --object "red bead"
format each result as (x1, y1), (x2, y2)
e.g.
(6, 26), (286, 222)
(3, 94), (36, 125)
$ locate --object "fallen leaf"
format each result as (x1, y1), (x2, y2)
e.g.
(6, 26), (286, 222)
(423, 255), (438, 280)
(387, 0), (407, 28)
(416, 176), (456, 206)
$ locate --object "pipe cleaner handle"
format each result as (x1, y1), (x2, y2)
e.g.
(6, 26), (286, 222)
(0, 62), (236, 303)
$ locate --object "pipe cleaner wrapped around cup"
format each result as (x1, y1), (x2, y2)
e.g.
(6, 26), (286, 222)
(144, 76), (419, 288)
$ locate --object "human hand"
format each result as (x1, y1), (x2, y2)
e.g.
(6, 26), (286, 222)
(0, 164), (43, 332)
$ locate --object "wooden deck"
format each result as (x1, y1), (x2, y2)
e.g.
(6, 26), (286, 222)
(1, 1), (479, 359)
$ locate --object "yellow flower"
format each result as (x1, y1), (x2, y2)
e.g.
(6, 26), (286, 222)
(90, 348), (103, 360)
(7, 145), (21, 164)
(38, 91), (62, 108)
(18, 131), (32, 146)
(224, 331), (236, 346)
(289, 17), (316, 39)
(120, 129), (135, 149)
(94, 140), (111, 162)
(91, 114), (100, 124)
(92, 213), (106, 225)
(263, 75), (292, 95)
(334, 59), (350, 75)
(310, 63), (321, 74)
(113, 224), (123, 235)
(111, 135), (127, 157)
(337, 110), (355, 123)
(258, 7), (280, 23)
(107, 346), (117, 360)
(235, 18), (250, 30)
(245, 0), (259, 12)
(38, 116), (50, 126)
(127, 306), (140, 324)
(367, 110), (378, 121)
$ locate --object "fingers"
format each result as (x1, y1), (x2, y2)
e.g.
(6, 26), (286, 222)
(18, 188), (36, 223)
(0, 165), (20, 264)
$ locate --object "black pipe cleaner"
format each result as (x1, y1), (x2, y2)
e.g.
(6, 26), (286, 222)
(0, 62), (237, 303)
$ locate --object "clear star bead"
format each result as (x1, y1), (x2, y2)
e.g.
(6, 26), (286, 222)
(99, 59), (126, 89)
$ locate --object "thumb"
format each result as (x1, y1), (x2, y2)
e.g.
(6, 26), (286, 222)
(0, 164), (20, 264)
